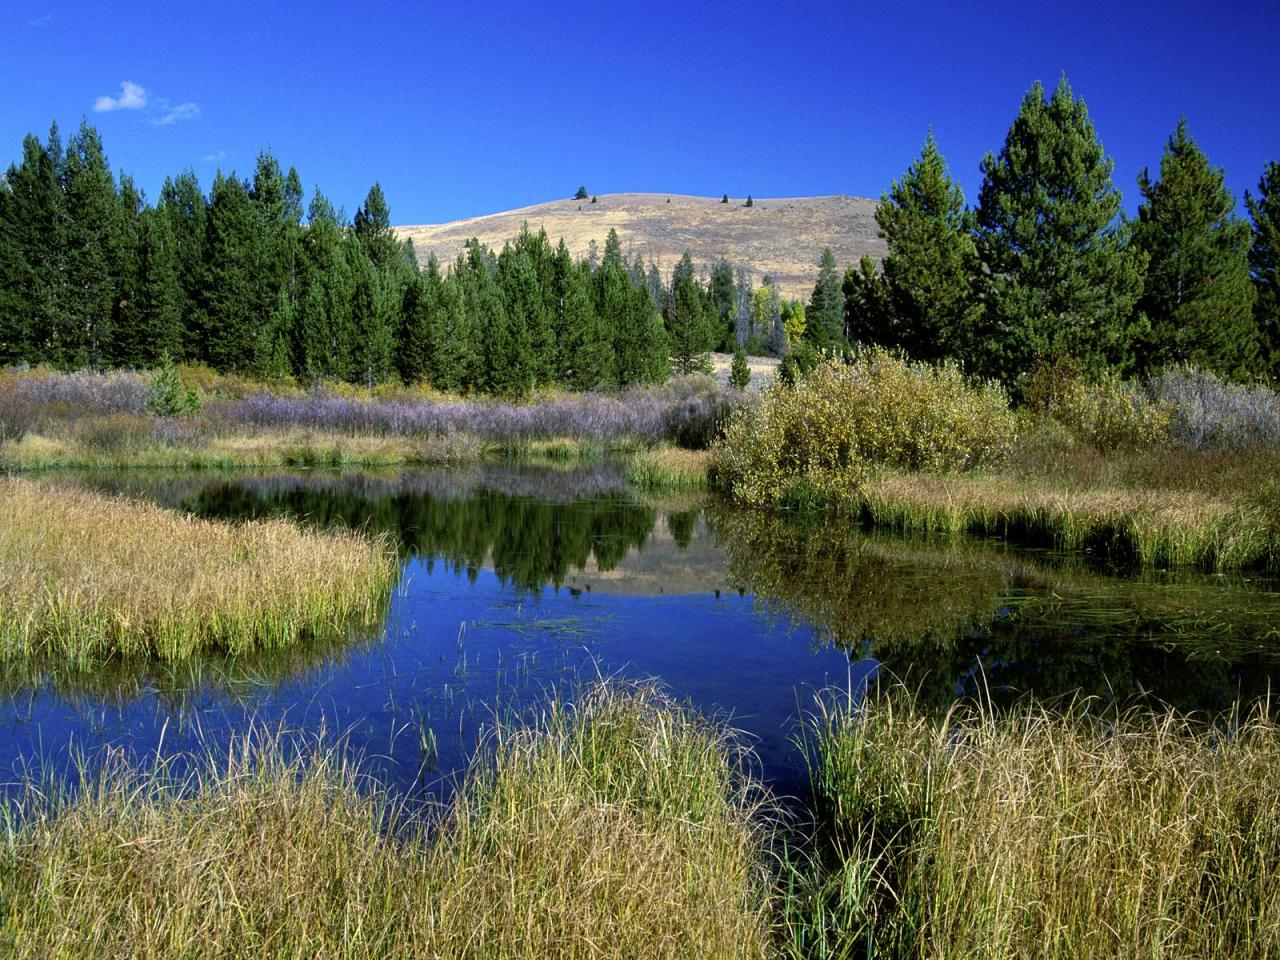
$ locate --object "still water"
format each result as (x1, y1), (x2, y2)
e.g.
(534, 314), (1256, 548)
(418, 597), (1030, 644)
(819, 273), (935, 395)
(3, 463), (1278, 800)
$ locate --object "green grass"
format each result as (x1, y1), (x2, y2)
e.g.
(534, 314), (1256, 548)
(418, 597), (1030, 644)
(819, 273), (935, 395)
(788, 689), (1280, 959)
(626, 446), (712, 490)
(0, 684), (773, 960)
(0, 477), (398, 666)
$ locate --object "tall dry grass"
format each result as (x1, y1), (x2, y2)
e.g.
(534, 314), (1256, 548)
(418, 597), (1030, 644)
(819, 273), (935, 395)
(790, 690), (1280, 959)
(0, 684), (773, 960)
(0, 478), (397, 665)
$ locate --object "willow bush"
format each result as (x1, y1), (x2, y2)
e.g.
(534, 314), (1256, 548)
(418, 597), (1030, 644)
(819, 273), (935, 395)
(712, 350), (1015, 507)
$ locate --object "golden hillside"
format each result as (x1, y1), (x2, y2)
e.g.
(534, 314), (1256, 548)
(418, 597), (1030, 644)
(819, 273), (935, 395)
(394, 193), (885, 300)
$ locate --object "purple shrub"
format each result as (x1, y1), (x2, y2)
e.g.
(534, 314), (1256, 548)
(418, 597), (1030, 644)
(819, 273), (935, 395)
(1147, 368), (1280, 451)
(9, 370), (150, 415)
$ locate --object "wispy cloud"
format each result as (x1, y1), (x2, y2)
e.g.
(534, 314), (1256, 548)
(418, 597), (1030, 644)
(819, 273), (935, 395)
(27, 13), (53, 27)
(154, 102), (201, 125)
(94, 81), (147, 112)
(201, 150), (227, 165)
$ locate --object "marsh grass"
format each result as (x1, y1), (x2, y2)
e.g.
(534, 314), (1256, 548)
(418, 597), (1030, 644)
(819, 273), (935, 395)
(0, 478), (398, 666)
(0, 684), (774, 960)
(791, 689), (1280, 960)
(859, 470), (1279, 570)
(627, 446), (713, 490)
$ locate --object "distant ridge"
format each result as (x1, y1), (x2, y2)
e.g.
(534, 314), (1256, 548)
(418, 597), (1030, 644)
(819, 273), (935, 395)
(394, 193), (886, 300)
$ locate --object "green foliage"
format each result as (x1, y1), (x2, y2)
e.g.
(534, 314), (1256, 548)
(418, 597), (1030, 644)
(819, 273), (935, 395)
(666, 252), (715, 374)
(721, 193), (729, 204)
(806, 247), (844, 347)
(729, 346), (751, 389)
(144, 355), (201, 418)
(1133, 119), (1260, 380)
(975, 77), (1146, 381)
(574, 185), (588, 200)
(1025, 359), (1172, 453)
(876, 133), (982, 363)
(745, 195), (753, 208)
(842, 256), (892, 348)
(777, 341), (821, 387)
(714, 350), (1016, 507)
(1246, 160), (1280, 381)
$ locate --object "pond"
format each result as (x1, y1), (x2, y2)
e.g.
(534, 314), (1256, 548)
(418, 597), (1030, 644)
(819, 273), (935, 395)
(3, 462), (1278, 801)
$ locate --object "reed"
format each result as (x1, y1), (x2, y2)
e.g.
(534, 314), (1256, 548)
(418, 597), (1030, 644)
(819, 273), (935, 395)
(793, 689), (1280, 959)
(0, 478), (398, 666)
(627, 446), (713, 490)
(0, 684), (773, 960)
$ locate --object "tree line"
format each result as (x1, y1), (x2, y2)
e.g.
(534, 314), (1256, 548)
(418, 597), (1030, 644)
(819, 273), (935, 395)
(812, 77), (1280, 386)
(0, 123), (760, 393)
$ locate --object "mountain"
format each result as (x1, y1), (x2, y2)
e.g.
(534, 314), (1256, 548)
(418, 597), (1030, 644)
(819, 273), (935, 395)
(394, 193), (885, 300)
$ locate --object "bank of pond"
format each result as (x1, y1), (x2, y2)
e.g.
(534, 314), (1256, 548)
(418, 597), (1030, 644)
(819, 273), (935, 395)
(0, 464), (1278, 957)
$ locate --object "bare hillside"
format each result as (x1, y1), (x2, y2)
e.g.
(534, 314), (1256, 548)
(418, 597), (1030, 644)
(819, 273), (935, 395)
(394, 193), (885, 300)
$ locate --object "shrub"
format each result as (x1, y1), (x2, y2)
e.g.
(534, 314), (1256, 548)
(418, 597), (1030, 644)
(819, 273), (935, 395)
(1047, 372), (1172, 454)
(145, 356), (202, 418)
(0, 385), (39, 443)
(713, 350), (1015, 508)
(1149, 366), (1280, 451)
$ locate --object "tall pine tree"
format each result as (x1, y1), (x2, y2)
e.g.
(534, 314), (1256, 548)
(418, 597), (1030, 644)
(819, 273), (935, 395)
(975, 77), (1145, 381)
(1132, 119), (1259, 379)
(1246, 161), (1280, 381)
(876, 133), (982, 363)
(805, 247), (844, 347)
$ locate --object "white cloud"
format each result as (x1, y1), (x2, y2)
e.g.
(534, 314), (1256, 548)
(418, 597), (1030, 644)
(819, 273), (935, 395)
(201, 150), (227, 164)
(27, 14), (53, 27)
(94, 81), (147, 112)
(154, 102), (201, 125)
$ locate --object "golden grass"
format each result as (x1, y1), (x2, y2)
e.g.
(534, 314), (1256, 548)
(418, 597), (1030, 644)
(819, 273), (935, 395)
(793, 691), (1280, 960)
(0, 684), (773, 960)
(0, 478), (398, 665)
(627, 446), (713, 490)
(0, 428), (478, 470)
(860, 469), (1276, 570)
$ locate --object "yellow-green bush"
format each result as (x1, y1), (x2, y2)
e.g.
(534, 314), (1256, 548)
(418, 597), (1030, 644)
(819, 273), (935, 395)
(712, 350), (1015, 507)
(1027, 362), (1172, 454)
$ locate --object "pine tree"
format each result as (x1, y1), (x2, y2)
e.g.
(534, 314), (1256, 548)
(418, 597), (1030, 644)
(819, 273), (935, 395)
(200, 172), (260, 370)
(157, 171), (206, 359)
(295, 190), (354, 382)
(557, 246), (612, 389)
(806, 247), (844, 347)
(1132, 119), (1259, 379)
(876, 133), (982, 363)
(398, 257), (441, 385)
(59, 121), (119, 368)
(122, 207), (183, 365)
(729, 345), (751, 388)
(666, 252), (713, 373)
(348, 237), (397, 385)
(0, 125), (63, 364)
(975, 76), (1145, 381)
(709, 257), (736, 350)
(107, 174), (143, 367)
(843, 256), (893, 347)
(1246, 161), (1280, 380)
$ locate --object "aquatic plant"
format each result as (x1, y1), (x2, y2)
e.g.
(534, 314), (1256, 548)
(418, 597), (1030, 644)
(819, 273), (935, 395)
(0, 478), (397, 666)
(627, 447), (712, 490)
(0, 684), (772, 960)
(790, 689), (1280, 959)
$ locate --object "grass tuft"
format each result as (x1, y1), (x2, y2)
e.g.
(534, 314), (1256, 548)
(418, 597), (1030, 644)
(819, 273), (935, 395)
(0, 478), (398, 666)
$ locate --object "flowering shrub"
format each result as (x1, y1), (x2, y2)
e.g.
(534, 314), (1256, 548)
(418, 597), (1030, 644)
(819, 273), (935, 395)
(712, 350), (1015, 507)
(1148, 367), (1280, 451)
(7, 368), (149, 414)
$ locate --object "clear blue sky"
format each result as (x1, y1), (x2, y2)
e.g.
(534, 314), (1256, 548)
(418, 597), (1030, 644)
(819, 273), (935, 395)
(3, 1), (1278, 224)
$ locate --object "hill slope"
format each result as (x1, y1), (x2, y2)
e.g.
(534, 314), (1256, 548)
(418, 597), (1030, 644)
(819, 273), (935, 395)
(394, 193), (885, 300)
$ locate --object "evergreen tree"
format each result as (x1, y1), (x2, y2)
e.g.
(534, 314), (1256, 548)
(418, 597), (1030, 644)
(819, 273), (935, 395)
(353, 183), (401, 269)
(876, 133), (982, 363)
(436, 262), (482, 392)
(1246, 161), (1280, 380)
(709, 257), (736, 349)
(806, 247), (844, 347)
(666, 252), (713, 373)
(121, 206), (183, 366)
(843, 256), (893, 347)
(729, 345), (751, 388)
(348, 236), (397, 385)
(557, 245), (612, 389)
(0, 125), (64, 364)
(1132, 119), (1259, 379)
(58, 120), (119, 368)
(733, 267), (752, 349)
(295, 189), (354, 381)
(157, 170), (207, 359)
(200, 172), (260, 370)
(107, 174), (143, 367)
(398, 256), (441, 385)
(975, 76), (1145, 381)
(752, 278), (785, 357)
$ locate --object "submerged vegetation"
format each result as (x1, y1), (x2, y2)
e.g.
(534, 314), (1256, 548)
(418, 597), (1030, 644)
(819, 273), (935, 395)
(0, 478), (396, 666)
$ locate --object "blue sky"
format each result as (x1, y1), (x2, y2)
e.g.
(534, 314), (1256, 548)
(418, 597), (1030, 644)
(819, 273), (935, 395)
(3, 1), (1278, 224)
